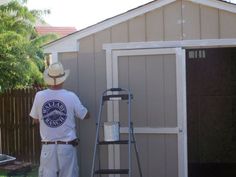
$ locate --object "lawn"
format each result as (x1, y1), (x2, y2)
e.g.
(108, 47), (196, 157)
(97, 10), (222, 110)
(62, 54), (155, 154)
(0, 166), (38, 177)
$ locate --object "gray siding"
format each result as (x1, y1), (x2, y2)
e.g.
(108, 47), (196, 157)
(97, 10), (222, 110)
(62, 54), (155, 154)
(57, 0), (236, 176)
(118, 54), (178, 177)
(164, 0), (182, 40)
(59, 52), (78, 93)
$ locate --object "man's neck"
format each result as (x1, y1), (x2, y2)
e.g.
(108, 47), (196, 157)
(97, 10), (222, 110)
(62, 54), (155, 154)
(49, 83), (63, 90)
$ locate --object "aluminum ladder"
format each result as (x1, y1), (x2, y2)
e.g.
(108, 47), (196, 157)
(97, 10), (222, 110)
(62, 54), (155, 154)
(90, 88), (143, 177)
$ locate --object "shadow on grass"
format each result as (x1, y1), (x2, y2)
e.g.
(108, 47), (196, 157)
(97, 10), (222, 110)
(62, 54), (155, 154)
(0, 165), (38, 177)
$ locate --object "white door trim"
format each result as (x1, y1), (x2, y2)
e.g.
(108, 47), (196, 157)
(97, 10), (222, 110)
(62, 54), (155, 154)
(103, 38), (236, 51)
(106, 47), (187, 177)
(176, 48), (188, 177)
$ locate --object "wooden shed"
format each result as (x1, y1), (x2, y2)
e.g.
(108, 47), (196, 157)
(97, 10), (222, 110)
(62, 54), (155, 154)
(43, 0), (236, 176)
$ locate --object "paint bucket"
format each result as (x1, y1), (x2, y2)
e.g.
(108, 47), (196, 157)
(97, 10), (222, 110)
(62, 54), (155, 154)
(104, 121), (120, 141)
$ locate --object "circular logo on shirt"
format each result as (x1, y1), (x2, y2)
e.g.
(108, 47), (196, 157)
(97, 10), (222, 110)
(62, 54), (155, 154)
(42, 100), (67, 128)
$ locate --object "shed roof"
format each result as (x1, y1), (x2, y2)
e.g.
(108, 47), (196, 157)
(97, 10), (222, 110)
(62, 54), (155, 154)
(43, 0), (236, 53)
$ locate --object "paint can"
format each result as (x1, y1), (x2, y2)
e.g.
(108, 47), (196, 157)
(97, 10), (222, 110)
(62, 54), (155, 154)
(104, 121), (120, 141)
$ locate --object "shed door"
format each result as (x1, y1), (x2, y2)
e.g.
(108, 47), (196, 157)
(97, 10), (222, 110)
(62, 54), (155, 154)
(106, 48), (187, 177)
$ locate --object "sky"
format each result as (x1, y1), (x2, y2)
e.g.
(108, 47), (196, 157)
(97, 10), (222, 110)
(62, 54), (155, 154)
(26, 0), (153, 30)
(1, 0), (236, 30)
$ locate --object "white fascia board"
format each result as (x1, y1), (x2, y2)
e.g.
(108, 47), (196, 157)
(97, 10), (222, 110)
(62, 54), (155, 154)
(103, 38), (236, 50)
(74, 0), (176, 39)
(43, 0), (236, 53)
(43, 0), (176, 51)
(189, 0), (236, 13)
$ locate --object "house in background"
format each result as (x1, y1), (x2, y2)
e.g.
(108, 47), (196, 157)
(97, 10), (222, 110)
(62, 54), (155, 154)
(35, 26), (77, 38)
(42, 0), (236, 177)
(0, 0), (11, 5)
(35, 23), (77, 65)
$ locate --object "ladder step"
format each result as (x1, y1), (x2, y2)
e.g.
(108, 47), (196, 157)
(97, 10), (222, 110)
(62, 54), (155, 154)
(99, 140), (135, 145)
(95, 169), (129, 174)
(103, 94), (133, 101)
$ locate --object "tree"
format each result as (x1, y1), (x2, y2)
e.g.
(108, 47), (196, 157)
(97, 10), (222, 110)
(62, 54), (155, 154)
(0, 0), (57, 91)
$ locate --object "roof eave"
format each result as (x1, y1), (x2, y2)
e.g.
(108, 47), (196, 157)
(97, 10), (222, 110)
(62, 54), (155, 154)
(43, 0), (236, 50)
(43, 0), (176, 49)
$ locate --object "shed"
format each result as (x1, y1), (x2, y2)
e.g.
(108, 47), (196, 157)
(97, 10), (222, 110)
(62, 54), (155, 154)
(43, 0), (236, 177)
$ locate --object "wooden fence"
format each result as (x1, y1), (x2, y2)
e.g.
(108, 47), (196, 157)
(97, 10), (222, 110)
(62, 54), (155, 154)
(0, 88), (42, 164)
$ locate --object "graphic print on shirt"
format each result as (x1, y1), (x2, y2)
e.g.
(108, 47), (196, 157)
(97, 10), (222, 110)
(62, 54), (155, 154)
(42, 100), (67, 128)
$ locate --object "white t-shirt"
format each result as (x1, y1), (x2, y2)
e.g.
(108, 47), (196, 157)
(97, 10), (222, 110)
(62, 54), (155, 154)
(30, 89), (88, 141)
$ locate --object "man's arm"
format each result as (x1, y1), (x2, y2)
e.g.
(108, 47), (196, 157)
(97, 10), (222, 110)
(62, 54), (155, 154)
(32, 118), (39, 124)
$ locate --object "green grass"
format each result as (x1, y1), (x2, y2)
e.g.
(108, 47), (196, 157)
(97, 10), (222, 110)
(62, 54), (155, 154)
(0, 166), (38, 177)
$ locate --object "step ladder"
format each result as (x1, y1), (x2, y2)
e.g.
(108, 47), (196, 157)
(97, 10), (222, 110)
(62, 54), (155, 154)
(90, 88), (143, 177)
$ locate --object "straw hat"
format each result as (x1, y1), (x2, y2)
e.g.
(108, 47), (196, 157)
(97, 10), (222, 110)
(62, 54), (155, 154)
(43, 62), (70, 86)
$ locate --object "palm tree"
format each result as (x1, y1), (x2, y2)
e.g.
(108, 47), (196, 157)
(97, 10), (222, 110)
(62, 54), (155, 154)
(0, 0), (58, 90)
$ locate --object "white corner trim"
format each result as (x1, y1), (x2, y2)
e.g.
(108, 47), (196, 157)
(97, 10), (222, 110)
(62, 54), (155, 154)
(103, 38), (236, 50)
(189, 0), (236, 13)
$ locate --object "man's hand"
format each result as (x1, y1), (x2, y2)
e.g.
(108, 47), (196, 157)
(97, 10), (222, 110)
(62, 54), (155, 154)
(84, 112), (90, 119)
(33, 119), (39, 125)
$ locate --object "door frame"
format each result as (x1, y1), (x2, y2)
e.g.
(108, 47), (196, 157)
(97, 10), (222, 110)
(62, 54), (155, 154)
(105, 47), (187, 177)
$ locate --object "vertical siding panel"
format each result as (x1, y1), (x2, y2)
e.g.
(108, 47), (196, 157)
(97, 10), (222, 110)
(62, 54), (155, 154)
(164, 55), (177, 127)
(78, 35), (96, 177)
(94, 29), (111, 171)
(94, 29), (111, 103)
(111, 21), (130, 131)
(118, 57), (129, 126)
(135, 135), (148, 177)
(149, 135), (166, 177)
(111, 22), (128, 43)
(111, 22), (129, 126)
(59, 52), (79, 93)
(129, 56), (147, 127)
(146, 8), (164, 41)
(120, 135), (149, 176)
(120, 134), (128, 170)
(146, 55), (165, 127)
(164, 1), (182, 41)
(219, 10), (236, 38)
(78, 36), (96, 118)
(200, 5), (219, 39)
(128, 15), (146, 42)
(94, 29), (110, 121)
(166, 135), (178, 177)
(182, 0), (201, 40)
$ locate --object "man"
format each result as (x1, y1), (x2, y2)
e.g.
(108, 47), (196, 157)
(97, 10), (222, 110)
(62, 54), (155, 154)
(30, 62), (89, 177)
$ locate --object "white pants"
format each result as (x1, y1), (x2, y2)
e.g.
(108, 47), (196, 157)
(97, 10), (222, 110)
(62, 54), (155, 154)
(39, 144), (79, 177)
